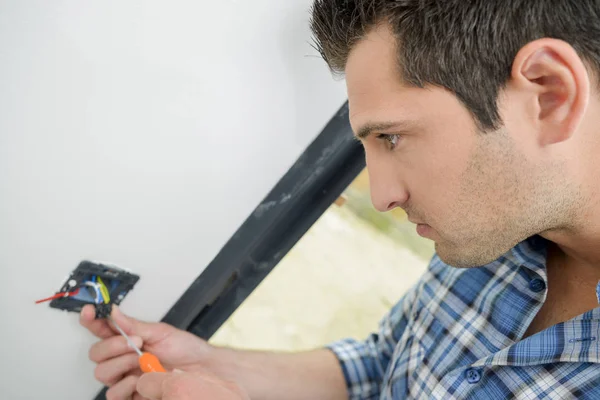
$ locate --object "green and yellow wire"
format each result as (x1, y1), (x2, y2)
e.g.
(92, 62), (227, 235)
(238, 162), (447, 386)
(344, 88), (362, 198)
(97, 276), (111, 303)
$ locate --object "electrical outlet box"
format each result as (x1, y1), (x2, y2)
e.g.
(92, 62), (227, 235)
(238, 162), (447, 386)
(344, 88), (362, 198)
(49, 260), (140, 314)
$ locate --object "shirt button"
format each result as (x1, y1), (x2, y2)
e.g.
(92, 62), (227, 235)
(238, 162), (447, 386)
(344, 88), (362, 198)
(465, 368), (482, 384)
(529, 278), (546, 293)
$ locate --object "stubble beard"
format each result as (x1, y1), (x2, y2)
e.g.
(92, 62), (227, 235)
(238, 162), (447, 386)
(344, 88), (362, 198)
(431, 129), (581, 269)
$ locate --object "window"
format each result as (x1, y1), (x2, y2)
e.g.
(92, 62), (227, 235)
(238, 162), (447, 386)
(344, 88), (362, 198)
(209, 169), (434, 351)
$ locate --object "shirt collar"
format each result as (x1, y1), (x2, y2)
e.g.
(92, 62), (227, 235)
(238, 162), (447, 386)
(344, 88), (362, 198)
(508, 235), (549, 276)
(506, 236), (600, 307)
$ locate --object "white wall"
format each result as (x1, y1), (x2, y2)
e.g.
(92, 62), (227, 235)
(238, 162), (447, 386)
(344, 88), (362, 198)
(0, 1), (346, 398)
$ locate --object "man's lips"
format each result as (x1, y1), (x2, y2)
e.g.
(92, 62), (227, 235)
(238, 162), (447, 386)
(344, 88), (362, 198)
(416, 223), (432, 238)
(408, 217), (433, 238)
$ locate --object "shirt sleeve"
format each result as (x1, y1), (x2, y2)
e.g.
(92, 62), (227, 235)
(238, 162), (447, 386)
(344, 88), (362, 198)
(325, 281), (422, 399)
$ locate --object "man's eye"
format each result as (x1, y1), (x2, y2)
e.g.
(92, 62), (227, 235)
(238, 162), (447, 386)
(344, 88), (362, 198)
(377, 134), (401, 149)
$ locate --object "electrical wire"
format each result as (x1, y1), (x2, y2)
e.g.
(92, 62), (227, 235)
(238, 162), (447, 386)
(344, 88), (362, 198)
(36, 276), (111, 305)
(83, 281), (102, 304)
(34, 288), (80, 304)
(97, 277), (111, 303)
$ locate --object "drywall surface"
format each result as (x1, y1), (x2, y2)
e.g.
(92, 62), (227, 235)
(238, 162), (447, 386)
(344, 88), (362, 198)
(0, 1), (346, 398)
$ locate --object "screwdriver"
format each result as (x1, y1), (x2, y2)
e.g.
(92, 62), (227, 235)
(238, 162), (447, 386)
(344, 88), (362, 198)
(108, 315), (166, 373)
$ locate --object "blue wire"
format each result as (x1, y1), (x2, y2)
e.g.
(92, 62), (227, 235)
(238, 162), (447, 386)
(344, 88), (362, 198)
(84, 280), (102, 304)
(95, 285), (102, 304)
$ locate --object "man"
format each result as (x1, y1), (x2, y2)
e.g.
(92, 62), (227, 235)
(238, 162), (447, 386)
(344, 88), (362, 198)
(81, 0), (600, 398)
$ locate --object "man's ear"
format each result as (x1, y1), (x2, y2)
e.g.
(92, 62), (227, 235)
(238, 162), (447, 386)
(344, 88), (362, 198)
(511, 38), (590, 146)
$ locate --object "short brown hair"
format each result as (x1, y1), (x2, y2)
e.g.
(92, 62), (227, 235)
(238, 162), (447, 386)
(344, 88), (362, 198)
(310, 0), (600, 131)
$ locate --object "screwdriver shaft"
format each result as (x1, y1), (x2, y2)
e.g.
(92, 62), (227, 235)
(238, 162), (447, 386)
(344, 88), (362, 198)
(108, 315), (143, 356)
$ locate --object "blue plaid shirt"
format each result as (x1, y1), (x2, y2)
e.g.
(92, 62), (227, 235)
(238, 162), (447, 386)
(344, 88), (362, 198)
(327, 236), (600, 399)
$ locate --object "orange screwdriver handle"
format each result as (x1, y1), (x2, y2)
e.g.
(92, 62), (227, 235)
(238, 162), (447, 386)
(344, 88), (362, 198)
(139, 352), (166, 373)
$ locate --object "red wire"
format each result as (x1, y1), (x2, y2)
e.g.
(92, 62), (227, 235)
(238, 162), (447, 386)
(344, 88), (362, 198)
(35, 288), (80, 304)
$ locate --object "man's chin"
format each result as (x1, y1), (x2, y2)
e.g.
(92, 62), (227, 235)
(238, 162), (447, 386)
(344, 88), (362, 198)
(434, 242), (499, 269)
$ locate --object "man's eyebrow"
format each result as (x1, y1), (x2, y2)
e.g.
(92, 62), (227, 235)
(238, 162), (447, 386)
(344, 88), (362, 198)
(354, 121), (416, 140)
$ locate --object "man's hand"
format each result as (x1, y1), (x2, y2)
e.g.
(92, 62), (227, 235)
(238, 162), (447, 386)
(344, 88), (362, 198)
(137, 370), (249, 400)
(81, 304), (348, 400)
(80, 305), (215, 400)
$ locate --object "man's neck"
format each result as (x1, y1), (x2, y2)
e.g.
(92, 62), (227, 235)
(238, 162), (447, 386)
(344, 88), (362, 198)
(544, 241), (600, 283)
(548, 236), (600, 273)
(522, 241), (600, 339)
(539, 111), (600, 266)
(541, 175), (600, 267)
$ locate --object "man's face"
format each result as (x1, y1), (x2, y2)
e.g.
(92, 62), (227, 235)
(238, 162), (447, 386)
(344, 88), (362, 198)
(345, 25), (574, 268)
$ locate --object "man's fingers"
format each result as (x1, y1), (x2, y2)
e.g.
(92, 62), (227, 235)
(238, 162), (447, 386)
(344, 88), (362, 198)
(89, 335), (143, 363)
(104, 374), (139, 400)
(94, 353), (141, 386)
(136, 372), (169, 400)
(80, 305), (116, 339)
(80, 304), (158, 343)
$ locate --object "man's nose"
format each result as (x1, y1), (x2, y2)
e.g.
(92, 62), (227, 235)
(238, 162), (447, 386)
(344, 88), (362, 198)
(367, 166), (408, 212)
